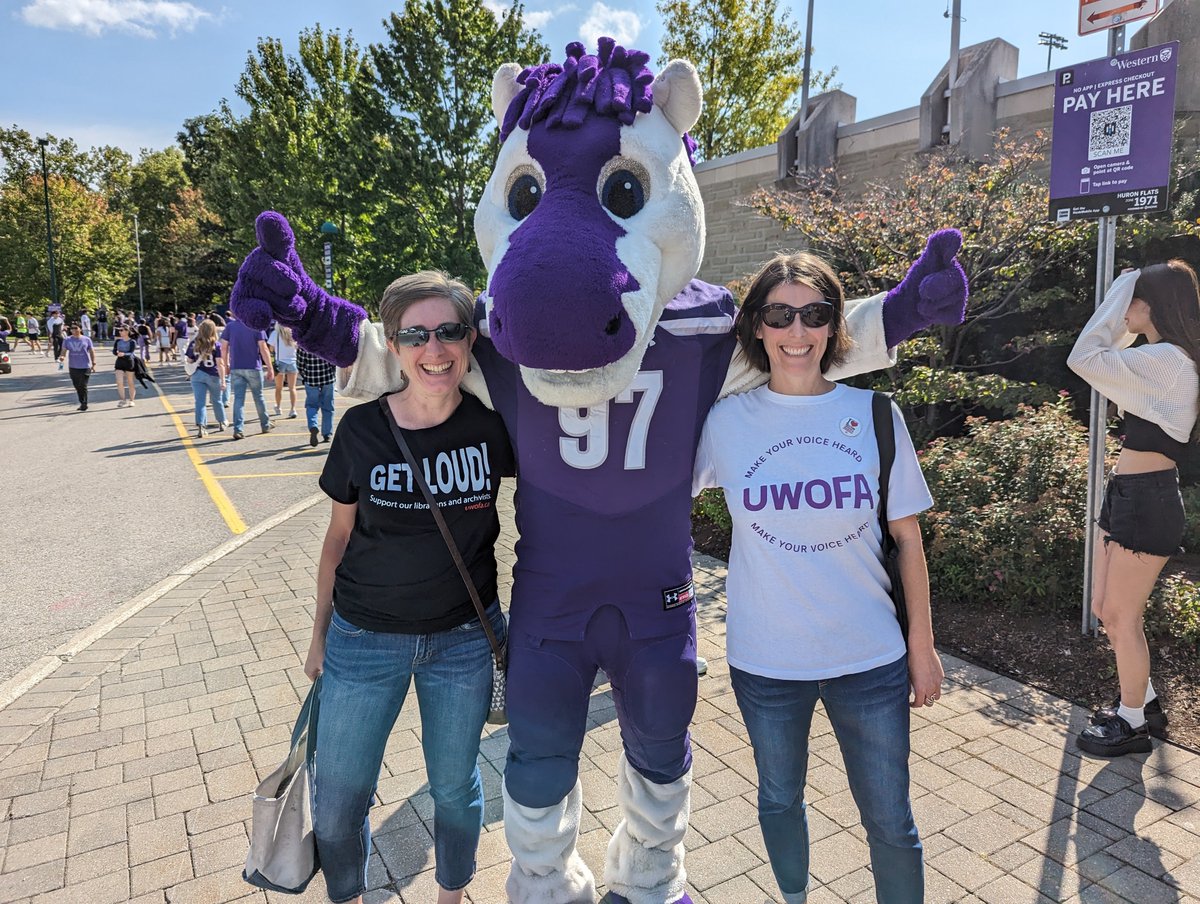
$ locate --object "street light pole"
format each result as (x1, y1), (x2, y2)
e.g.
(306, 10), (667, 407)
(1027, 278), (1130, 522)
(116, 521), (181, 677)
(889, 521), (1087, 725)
(799, 0), (815, 126)
(1038, 31), (1068, 72)
(133, 213), (145, 320)
(36, 138), (59, 308)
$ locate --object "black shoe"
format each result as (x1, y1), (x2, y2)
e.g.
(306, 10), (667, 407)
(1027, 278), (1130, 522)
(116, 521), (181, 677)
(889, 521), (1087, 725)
(322, 434), (331, 443)
(196, 426), (205, 439)
(233, 430), (244, 440)
(1091, 696), (1168, 739)
(1077, 715), (1152, 757)
(309, 426), (319, 448)
(77, 405), (86, 411)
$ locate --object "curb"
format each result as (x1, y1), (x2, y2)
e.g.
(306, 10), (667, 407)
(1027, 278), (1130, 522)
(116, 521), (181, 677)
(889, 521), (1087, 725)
(0, 491), (326, 711)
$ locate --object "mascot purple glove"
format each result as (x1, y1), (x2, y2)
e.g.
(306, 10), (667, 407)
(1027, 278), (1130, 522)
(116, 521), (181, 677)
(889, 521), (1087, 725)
(881, 228), (969, 349)
(229, 211), (365, 367)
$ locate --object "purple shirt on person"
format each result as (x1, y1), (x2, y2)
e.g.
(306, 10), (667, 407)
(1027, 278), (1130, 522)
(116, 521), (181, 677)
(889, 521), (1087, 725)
(220, 319), (267, 370)
(474, 280), (736, 641)
(62, 335), (93, 369)
(185, 341), (222, 378)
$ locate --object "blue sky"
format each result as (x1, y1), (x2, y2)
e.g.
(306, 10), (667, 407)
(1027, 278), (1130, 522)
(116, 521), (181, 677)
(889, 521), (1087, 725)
(2, 0), (1165, 157)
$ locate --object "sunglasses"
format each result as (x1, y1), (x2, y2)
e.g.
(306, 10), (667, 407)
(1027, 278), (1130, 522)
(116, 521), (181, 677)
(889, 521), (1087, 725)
(392, 322), (472, 347)
(759, 301), (835, 329)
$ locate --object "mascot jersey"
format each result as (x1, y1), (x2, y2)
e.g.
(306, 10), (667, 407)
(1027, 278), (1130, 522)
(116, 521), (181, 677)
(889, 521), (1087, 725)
(473, 279), (734, 640)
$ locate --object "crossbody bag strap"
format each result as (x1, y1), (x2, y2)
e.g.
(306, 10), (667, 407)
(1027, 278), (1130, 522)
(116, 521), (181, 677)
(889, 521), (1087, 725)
(378, 396), (505, 669)
(871, 391), (896, 531)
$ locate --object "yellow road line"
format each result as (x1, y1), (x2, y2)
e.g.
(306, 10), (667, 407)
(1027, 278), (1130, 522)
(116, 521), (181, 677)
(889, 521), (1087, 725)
(154, 385), (248, 534)
(212, 472), (323, 480)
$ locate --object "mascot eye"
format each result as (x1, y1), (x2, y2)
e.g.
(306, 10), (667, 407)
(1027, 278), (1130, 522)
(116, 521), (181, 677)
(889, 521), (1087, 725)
(507, 172), (543, 221)
(601, 169), (645, 219)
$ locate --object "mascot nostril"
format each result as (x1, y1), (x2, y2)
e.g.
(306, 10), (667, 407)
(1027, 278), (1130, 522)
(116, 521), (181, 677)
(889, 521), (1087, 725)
(604, 315), (622, 336)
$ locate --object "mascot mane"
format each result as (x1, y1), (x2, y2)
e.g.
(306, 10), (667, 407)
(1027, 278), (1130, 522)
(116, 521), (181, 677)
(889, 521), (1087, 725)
(499, 37), (698, 166)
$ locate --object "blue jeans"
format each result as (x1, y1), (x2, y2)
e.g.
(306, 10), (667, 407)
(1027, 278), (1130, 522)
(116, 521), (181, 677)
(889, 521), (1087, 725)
(731, 656), (922, 904)
(230, 368), (268, 432)
(313, 604), (506, 902)
(190, 371), (224, 428)
(305, 382), (335, 437)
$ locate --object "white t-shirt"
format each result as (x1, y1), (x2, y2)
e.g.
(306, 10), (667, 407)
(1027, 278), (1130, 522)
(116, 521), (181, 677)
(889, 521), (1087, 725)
(693, 383), (933, 681)
(269, 328), (298, 364)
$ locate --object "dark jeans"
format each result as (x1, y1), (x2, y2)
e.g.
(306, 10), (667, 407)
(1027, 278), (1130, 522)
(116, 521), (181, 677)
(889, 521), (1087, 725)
(68, 368), (90, 407)
(731, 655), (923, 904)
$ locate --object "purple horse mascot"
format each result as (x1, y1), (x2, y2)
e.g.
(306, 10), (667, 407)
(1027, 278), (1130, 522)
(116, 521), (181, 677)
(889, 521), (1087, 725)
(232, 39), (967, 904)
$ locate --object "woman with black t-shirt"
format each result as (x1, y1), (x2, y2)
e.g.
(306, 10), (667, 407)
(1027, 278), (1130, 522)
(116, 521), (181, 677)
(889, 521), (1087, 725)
(308, 271), (515, 904)
(1069, 261), (1200, 757)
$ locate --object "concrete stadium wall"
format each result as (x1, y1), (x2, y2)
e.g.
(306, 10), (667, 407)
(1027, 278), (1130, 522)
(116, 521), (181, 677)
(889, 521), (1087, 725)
(696, 4), (1198, 288)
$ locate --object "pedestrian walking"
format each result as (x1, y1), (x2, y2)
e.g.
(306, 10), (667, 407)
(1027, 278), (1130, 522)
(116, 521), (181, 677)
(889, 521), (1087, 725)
(156, 318), (172, 364)
(79, 310), (92, 339)
(47, 311), (65, 360)
(185, 319), (227, 438)
(112, 326), (138, 407)
(220, 314), (274, 440)
(58, 324), (96, 410)
(136, 322), (153, 361)
(297, 346), (337, 446)
(26, 313), (44, 355)
(95, 304), (109, 340)
(268, 323), (299, 418)
(1069, 262), (1200, 757)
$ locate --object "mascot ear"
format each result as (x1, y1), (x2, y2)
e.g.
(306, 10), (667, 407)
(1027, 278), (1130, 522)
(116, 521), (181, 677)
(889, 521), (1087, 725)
(492, 62), (524, 128)
(651, 60), (703, 136)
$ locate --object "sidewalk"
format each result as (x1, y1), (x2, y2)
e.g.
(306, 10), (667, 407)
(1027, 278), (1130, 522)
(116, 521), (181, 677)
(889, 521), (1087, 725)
(0, 491), (1198, 903)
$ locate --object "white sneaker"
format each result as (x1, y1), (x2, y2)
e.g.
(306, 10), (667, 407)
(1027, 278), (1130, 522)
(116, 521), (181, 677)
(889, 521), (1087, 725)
(117, 399), (128, 408)
(288, 409), (297, 419)
(127, 400), (135, 407)
(273, 406), (282, 417)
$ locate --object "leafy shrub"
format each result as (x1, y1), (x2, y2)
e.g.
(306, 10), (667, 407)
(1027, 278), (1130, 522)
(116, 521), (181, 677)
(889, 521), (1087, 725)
(1182, 485), (1200, 553)
(692, 488), (732, 533)
(918, 398), (1116, 610)
(1147, 574), (1200, 647)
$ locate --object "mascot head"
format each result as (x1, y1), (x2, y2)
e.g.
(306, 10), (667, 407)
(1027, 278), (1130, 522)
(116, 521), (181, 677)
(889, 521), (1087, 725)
(474, 38), (705, 407)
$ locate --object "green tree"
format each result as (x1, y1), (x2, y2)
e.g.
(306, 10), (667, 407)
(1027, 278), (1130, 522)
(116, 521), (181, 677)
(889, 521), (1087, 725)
(657, 0), (834, 161)
(749, 129), (1200, 442)
(126, 148), (192, 310)
(160, 186), (234, 310)
(0, 172), (134, 313)
(371, 0), (550, 286)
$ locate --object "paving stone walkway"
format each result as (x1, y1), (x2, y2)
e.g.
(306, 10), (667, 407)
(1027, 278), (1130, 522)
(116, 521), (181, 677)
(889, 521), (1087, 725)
(0, 489), (1198, 903)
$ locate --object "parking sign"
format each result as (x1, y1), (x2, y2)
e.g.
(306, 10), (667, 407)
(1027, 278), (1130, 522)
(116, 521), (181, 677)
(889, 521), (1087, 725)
(1049, 42), (1178, 222)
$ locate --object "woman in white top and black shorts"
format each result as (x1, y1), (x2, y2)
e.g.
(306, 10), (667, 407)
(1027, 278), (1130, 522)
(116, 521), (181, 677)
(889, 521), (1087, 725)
(1068, 261), (1200, 756)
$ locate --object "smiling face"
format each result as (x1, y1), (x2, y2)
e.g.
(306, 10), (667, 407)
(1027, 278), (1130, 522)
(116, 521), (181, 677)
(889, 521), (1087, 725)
(755, 282), (833, 392)
(388, 298), (475, 403)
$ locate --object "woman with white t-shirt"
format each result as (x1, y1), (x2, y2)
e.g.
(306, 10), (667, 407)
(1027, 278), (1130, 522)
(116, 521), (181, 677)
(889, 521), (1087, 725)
(694, 252), (942, 904)
(268, 324), (299, 418)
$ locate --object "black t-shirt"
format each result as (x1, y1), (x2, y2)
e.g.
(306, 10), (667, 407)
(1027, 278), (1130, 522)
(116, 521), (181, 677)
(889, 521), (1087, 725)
(320, 394), (516, 633)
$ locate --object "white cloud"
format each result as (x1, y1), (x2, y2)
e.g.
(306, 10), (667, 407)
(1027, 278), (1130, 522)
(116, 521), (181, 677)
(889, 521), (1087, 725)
(483, 0), (576, 30)
(579, 2), (642, 49)
(18, 0), (211, 38)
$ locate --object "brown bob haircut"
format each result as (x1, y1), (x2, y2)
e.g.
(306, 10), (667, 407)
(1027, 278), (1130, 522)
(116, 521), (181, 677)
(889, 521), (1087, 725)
(734, 252), (851, 374)
(379, 270), (476, 343)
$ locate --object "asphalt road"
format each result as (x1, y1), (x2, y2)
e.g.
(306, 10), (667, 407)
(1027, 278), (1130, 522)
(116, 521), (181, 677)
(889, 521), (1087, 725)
(0, 344), (343, 683)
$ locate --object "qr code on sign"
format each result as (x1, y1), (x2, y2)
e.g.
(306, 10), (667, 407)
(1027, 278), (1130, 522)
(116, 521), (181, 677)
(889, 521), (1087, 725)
(1088, 105), (1133, 160)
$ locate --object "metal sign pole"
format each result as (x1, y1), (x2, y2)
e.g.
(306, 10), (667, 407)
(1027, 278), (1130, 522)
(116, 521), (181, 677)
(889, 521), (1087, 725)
(1082, 24), (1126, 636)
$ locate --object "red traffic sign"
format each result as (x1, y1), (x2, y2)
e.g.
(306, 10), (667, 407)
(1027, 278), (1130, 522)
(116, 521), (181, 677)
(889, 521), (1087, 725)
(1079, 0), (1162, 36)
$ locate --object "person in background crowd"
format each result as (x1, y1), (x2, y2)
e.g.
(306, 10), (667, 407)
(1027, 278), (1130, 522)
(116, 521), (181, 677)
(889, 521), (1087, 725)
(59, 323), (96, 411)
(693, 253), (941, 904)
(268, 323), (299, 418)
(26, 312), (44, 356)
(0, 316), (12, 350)
(186, 319), (227, 438)
(47, 310), (65, 360)
(220, 312), (275, 440)
(208, 313), (230, 411)
(79, 309), (92, 340)
(297, 346), (337, 447)
(15, 312), (29, 351)
(1069, 262), (1200, 757)
(155, 317), (172, 364)
(174, 312), (189, 362)
(112, 325), (139, 407)
(136, 321), (153, 361)
(95, 304), (109, 340)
